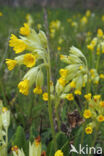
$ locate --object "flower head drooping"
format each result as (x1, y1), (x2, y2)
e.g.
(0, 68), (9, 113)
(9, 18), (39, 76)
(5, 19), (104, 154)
(84, 93), (92, 101)
(33, 87), (42, 94)
(54, 150), (64, 156)
(20, 23), (30, 36)
(9, 34), (27, 53)
(74, 90), (82, 95)
(43, 93), (48, 101)
(5, 59), (17, 70)
(18, 79), (29, 95)
(23, 53), (36, 68)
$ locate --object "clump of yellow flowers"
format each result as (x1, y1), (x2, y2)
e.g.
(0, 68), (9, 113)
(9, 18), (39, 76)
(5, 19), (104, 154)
(6, 18), (48, 96)
(87, 28), (104, 55)
(55, 46), (99, 101)
(83, 94), (104, 134)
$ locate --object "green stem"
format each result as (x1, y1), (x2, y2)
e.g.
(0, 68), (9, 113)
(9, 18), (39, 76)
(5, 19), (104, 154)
(55, 107), (61, 131)
(88, 123), (100, 156)
(96, 53), (101, 72)
(81, 122), (86, 145)
(47, 47), (57, 150)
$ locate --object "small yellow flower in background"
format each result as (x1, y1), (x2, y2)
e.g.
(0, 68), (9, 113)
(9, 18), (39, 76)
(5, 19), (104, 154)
(100, 74), (104, 79)
(93, 95), (101, 101)
(2, 107), (8, 113)
(57, 46), (61, 51)
(83, 109), (92, 119)
(54, 150), (64, 156)
(33, 87), (42, 94)
(84, 93), (92, 101)
(58, 77), (66, 87)
(70, 81), (76, 88)
(9, 34), (27, 53)
(0, 12), (3, 16)
(87, 44), (94, 51)
(11, 145), (18, 154)
(43, 92), (48, 101)
(85, 126), (93, 134)
(18, 79), (29, 95)
(58, 38), (63, 44)
(59, 69), (68, 78)
(86, 10), (91, 17)
(5, 59), (17, 71)
(23, 53), (36, 68)
(60, 55), (65, 60)
(97, 115), (104, 122)
(20, 23), (30, 36)
(74, 90), (82, 95)
(101, 15), (104, 22)
(80, 16), (88, 25)
(97, 29), (103, 38)
(66, 93), (74, 101)
(37, 24), (42, 30)
(100, 101), (104, 107)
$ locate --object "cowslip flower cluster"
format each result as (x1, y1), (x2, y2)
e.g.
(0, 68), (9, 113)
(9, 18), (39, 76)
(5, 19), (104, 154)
(49, 20), (61, 38)
(55, 46), (88, 100)
(87, 28), (104, 55)
(83, 94), (104, 134)
(6, 18), (49, 96)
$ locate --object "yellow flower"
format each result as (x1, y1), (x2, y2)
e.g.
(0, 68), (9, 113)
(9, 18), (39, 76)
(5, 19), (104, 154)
(18, 79), (29, 95)
(80, 16), (88, 25)
(70, 81), (76, 88)
(34, 136), (41, 147)
(100, 74), (104, 79)
(93, 95), (101, 101)
(86, 10), (91, 17)
(102, 15), (104, 22)
(23, 53), (36, 68)
(9, 34), (27, 53)
(97, 29), (103, 38)
(100, 101), (104, 107)
(2, 107), (8, 113)
(0, 12), (3, 16)
(59, 69), (68, 78)
(66, 93), (74, 101)
(58, 77), (66, 87)
(20, 23), (30, 36)
(43, 92), (48, 101)
(74, 90), (82, 95)
(11, 145), (18, 154)
(87, 44), (94, 51)
(84, 93), (92, 101)
(33, 87), (42, 94)
(37, 24), (42, 30)
(97, 115), (104, 122)
(79, 65), (83, 70)
(54, 150), (64, 156)
(85, 126), (93, 134)
(83, 109), (92, 119)
(5, 59), (17, 70)
(57, 46), (61, 51)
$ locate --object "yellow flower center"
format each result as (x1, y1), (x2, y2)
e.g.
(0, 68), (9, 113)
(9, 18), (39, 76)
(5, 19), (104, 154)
(23, 53), (36, 68)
